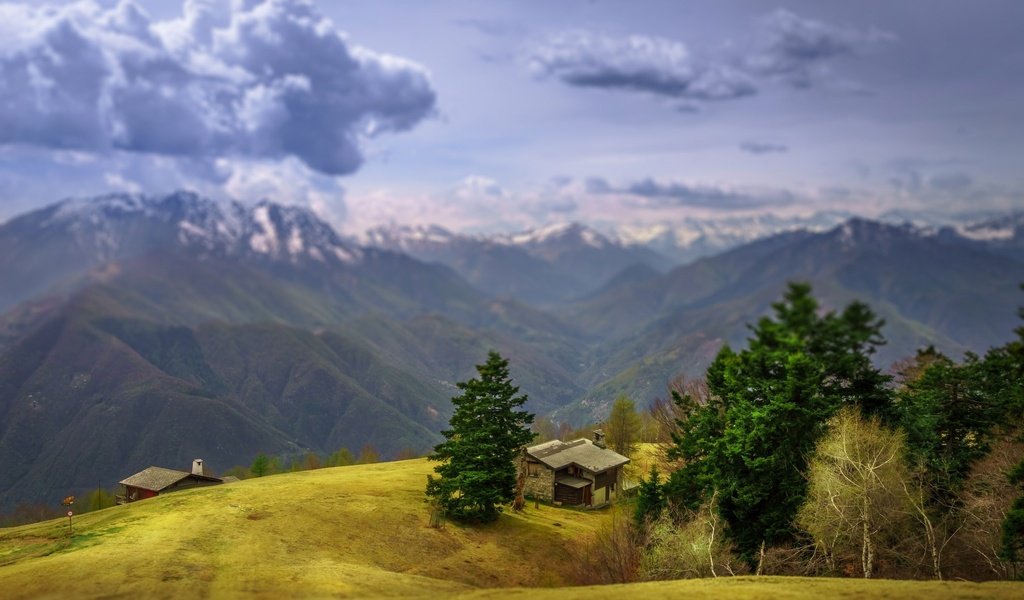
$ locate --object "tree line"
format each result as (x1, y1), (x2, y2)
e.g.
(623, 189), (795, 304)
(619, 282), (1024, 581)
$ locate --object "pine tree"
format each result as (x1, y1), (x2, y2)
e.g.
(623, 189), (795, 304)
(425, 351), (535, 522)
(664, 282), (893, 568)
(250, 453), (270, 477)
(634, 464), (665, 527)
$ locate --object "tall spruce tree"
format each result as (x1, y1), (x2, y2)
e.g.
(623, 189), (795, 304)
(426, 351), (534, 522)
(665, 282), (893, 567)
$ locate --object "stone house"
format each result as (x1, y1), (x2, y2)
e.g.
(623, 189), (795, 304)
(520, 431), (630, 508)
(117, 459), (225, 504)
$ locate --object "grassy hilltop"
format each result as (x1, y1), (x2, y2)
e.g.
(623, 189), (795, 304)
(1, 458), (1021, 599)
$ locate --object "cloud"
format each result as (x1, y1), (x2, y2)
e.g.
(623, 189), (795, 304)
(529, 31), (755, 101)
(454, 175), (508, 201)
(0, 0), (436, 176)
(740, 141), (788, 155)
(588, 176), (794, 210)
(531, 11), (892, 103)
(748, 9), (894, 88)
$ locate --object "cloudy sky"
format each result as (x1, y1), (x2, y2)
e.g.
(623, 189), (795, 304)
(0, 0), (1022, 235)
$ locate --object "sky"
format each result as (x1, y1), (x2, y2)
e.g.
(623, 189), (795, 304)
(0, 0), (1022, 236)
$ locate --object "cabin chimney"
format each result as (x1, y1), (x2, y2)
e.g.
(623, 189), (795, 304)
(593, 430), (606, 449)
(192, 459), (204, 476)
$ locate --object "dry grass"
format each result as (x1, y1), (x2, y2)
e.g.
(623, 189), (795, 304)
(0, 458), (606, 598)
(0, 457), (1021, 599)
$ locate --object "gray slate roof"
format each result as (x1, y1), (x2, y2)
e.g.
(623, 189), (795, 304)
(119, 466), (221, 491)
(526, 438), (630, 473)
(555, 475), (592, 489)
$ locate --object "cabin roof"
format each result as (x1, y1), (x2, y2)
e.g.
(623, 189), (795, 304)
(555, 474), (592, 489)
(119, 466), (221, 492)
(525, 438), (630, 473)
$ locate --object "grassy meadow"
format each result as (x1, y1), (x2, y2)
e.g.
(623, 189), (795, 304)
(0, 457), (1021, 599)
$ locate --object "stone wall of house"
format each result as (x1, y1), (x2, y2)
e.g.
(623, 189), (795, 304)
(522, 463), (554, 502)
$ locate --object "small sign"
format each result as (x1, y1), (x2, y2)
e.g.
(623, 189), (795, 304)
(67, 510), (73, 517)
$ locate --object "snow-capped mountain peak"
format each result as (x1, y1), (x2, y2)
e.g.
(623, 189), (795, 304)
(37, 191), (361, 266)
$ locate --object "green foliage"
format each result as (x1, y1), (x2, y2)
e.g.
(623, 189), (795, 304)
(605, 395), (642, 456)
(664, 282), (893, 567)
(251, 453), (271, 478)
(1001, 460), (1024, 569)
(85, 488), (117, 513)
(895, 348), (1004, 504)
(326, 448), (356, 467)
(426, 351), (535, 522)
(634, 465), (665, 527)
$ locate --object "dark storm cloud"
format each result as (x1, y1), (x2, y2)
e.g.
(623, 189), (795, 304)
(588, 177), (793, 210)
(740, 141), (788, 155)
(747, 9), (894, 88)
(0, 0), (436, 176)
(529, 31), (756, 101)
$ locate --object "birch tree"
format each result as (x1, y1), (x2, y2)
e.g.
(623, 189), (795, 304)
(798, 407), (915, 578)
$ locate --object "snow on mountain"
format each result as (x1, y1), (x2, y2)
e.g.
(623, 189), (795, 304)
(611, 211), (855, 264)
(954, 213), (1024, 241)
(500, 222), (611, 249)
(41, 191), (362, 266)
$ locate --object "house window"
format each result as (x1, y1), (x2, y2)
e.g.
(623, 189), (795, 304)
(527, 462), (541, 477)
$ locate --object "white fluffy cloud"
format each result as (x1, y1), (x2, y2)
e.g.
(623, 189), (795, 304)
(0, 0), (436, 175)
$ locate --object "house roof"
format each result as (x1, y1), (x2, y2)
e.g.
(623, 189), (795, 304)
(526, 438), (630, 473)
(119, 466), (221, 492)
(555, 475), (592, 489)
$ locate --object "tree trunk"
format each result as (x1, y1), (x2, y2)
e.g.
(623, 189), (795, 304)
(512, 454), (527, 512)
(755, 540), (766, 576)
(707, 490), (719, 578)
(862, 496), (873, 578)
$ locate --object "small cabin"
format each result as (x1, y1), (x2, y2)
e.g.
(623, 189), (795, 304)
(117, 459), (224, 504)
(520, 431), (630, 508)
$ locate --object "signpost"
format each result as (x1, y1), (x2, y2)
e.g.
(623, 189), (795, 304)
(62, 495), (75, 536)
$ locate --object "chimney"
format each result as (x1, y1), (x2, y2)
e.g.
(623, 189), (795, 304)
(192, 459), (204, 476)
(593, 430), (606, 449)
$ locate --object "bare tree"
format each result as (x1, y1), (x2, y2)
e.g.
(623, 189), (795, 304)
(797, 407), (916, 578)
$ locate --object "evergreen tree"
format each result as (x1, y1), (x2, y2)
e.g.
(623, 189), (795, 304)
(634, 464), (665, 527)
(250, 453), (270, 477)
(1001, 460), (1024, 572)
(895, 349), (1002, 504)
(664, 282), (893, 567)
(426, 351), (535, 522)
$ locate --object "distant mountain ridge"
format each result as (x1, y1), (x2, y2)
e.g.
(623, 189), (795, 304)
(1, 192), (1022, 510)
(366, 222), (672, 305)
(368, 209), (1024, 275)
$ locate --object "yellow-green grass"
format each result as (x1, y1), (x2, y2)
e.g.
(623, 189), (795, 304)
(1, 457), (1021, 599)
(0, 458), (608, 598)
(463, 577), (1023, 599)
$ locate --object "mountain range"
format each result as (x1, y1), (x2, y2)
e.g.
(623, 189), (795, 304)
(1, 191), (1022, 510)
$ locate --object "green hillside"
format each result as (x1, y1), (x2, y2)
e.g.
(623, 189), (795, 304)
(1, 458), (1019, 599)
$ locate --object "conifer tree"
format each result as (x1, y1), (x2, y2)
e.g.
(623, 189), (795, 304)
(665, 282), (893, 568)
(634, 464), (665, 527)
(426, 351), (534, 522)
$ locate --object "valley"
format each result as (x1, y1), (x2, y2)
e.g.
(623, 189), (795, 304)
(1, 192), (1022, 511)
